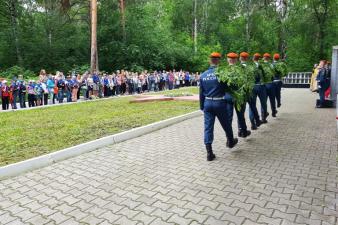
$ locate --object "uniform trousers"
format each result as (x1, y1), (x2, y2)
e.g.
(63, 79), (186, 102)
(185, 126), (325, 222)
(249, 84), (267, 121)
(265, 83), (277, 113)
(235, 104), (247, 132)
(204, 99), (234, 145)
(274, 80), (283, 106)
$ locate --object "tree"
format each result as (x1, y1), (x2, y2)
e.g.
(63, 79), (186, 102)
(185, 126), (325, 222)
(119, 0), (126, 42)
(2, 0), (23, 66)
(90, 0), (98, 73)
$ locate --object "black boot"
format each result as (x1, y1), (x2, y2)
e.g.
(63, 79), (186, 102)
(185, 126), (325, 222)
(256, 120), (262, 127)
(206, 144), (216, 161)
(238, 130), (251, 138)
(261, 119), (268, 124)
(272, 110), (278, 117)
(251, 124), (258, 130)
(226, 138), (238, 148)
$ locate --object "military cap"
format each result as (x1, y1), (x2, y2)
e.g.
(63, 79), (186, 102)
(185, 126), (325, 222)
(210, 52), (222, 58)
(273, 54), (280, 60)
(253, 53), (261, 59)
(240, 52), (250, 58)
(263, 53), (271, 58)
(227, 52), (238, 59)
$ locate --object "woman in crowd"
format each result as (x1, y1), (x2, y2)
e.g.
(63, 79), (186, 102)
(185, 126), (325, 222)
(34, 80), (43, 106)
(27, 80), (36, 107)
(1, 80), (10, 110)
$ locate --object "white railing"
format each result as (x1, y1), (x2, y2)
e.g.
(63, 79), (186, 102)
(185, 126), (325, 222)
(282, 72), (312, 85)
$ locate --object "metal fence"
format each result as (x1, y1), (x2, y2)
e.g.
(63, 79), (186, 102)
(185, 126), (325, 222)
(282, 72), (312, 88)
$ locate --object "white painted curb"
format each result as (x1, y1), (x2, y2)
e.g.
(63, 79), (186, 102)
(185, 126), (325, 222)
(0, 110), (202, 180)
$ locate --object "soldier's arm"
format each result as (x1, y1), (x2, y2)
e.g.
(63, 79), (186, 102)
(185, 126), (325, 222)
(199, 80), (205, 111)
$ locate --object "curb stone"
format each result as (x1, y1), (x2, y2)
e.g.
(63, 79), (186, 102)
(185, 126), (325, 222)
(0, 110), (202, 180)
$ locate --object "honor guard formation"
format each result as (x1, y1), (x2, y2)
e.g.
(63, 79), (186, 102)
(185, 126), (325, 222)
(200, 51), (287, 161)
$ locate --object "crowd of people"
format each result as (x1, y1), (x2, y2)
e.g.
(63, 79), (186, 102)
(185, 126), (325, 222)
(310, 60), (332, 107)
(199, 52), (287, 161)
(0, 69), (200, 110)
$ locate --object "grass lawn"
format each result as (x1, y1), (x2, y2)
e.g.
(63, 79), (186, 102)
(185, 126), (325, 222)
(149, 87), (199, 96)
(0, 87), (199, 166)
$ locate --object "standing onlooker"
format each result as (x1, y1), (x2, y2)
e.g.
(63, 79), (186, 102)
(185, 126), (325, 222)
(57, 73), (66, 103)
(18, 79), (26, 108)
(1, 81), (10, 110)
(10, 79), (19, 109)
(316, 60), (330, 108)
(27, 80), (36, 107)
(34, 81), (43, 106)
(41, 80), (49, 105)
(168, 71), (174, 90)
(76, 74), (82, 100)
(47, 75), (55, 104)
(92, 71), (100, 97)
(71, 76), (79, 102)
(65, 75), (73, 102)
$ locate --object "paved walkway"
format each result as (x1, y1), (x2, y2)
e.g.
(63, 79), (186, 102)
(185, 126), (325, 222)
(0, 89), (337, 225)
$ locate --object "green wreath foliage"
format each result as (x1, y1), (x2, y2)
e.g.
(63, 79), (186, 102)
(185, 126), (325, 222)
(260, 61), (274, 83)
(274, 61), (288, 78)
(215, 62), (255, 110)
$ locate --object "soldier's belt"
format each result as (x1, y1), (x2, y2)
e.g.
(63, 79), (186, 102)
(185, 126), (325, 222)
(206, 97), (224, 100)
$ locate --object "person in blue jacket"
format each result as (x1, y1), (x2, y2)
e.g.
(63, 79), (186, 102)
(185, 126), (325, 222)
(199, 52), (238, 161)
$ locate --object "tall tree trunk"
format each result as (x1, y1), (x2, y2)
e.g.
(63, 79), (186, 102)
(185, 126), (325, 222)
(90, 0), (99, 73)
(119, 0), (126, 42)
(276, 0), (288, 59)
(8, 0), (23, 66)
(245, 0), (251, 50)
(193, 0), (198, 54)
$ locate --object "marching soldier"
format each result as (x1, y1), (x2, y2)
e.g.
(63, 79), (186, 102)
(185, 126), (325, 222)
(262, 53), (277, 117)
(252, 53), (268, 123)
(239, 52), (262, 130)
(272, 53), (286, 108)
(200, 52), (238, 161)
(228, 52), (251, 138)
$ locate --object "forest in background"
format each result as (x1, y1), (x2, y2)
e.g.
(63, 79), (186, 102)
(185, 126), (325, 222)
(0, 0), (337, 78)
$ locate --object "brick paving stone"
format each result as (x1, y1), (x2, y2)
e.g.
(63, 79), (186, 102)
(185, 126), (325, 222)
(48, 211), (72, 224)
(114, 215), (139, 225)
(5, 219), (29, 225)
(184, 210), (209, 224)
(0, 89), (337, 225)
(98, 210), (122, 223)
(150, 208), (173, 221)
(257, 215), (282, 225)
(132, 212), (157, 225)
(79, 214), (104, 225)
(26, 214), (54, 224)
(0, 212), (18, 224)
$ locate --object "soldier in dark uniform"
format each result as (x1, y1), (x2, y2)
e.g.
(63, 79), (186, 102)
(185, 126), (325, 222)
(200, 52), (238, 161)
(262, 53), (277, 117)
(272, 54), (283, 108)
(239, 52), (262, 130)
(228, 52), (251, 138)
(250, 53), (268, 124)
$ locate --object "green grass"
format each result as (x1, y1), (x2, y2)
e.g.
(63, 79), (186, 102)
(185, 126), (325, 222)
(0, 91), (199, 166)
(151, 87), (199, 95)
